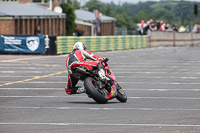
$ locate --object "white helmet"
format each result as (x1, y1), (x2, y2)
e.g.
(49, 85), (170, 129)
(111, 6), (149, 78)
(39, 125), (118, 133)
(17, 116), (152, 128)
(73, 42), (86, 50)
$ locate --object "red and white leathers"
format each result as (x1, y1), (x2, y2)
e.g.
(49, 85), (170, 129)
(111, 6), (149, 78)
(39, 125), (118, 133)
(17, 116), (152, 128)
(65, 49), (103, 94)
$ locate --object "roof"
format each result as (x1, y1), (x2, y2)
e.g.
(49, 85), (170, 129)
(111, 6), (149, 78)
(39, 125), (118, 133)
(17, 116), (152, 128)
(0, 3), (65, 18)
(75, 9), (116, 22)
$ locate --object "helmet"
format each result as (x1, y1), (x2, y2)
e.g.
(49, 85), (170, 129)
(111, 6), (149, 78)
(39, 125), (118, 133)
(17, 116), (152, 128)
(73, 42), (86, 50)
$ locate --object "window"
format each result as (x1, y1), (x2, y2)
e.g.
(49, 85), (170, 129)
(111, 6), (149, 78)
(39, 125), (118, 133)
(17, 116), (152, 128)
(32, 0), (50, 3)
(32, 0), (42, 2)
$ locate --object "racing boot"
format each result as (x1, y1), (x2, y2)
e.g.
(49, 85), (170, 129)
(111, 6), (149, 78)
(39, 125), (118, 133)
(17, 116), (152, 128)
(65, 87), (85, 95)
(76, 87), (86, 94)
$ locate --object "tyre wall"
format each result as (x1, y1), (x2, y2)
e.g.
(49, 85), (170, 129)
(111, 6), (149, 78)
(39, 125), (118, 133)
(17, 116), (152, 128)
(56, 35), (148, 54)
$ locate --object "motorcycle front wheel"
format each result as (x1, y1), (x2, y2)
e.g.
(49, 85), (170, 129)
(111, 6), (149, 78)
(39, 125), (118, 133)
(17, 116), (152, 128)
(116, 84), (127, 103)
(84, 77), (108, 104)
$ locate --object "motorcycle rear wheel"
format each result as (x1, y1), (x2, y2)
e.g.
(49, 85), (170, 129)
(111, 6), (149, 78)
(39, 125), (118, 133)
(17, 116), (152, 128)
(116, 84), (127, 103)
(84, 77), (108, 104)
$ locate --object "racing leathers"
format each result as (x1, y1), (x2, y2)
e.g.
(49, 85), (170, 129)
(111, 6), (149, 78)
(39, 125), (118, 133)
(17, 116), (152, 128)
(65, 49), (103, 94)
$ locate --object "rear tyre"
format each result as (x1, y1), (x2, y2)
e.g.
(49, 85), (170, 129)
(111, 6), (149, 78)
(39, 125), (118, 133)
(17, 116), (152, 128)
(84, 77), (108, 104)
(116, 84), (127, 103)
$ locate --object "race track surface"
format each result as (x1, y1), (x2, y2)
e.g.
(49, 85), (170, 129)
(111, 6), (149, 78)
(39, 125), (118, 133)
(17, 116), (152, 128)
(0, 47), (200, 133)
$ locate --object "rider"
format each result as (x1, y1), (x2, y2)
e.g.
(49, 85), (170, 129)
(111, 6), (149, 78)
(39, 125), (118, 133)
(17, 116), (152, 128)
(65, 42), (104, 95)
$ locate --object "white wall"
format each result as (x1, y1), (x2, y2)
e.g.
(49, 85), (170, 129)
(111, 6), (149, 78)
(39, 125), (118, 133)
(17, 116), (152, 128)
(150, 31), (200, 47)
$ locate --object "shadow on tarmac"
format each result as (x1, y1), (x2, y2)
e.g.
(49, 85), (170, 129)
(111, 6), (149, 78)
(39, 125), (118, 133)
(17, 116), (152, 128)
(67, 101), (119, 104)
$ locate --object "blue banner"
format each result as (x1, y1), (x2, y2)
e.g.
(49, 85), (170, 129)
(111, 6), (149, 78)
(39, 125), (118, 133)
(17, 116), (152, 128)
(0, 35), (45, 53)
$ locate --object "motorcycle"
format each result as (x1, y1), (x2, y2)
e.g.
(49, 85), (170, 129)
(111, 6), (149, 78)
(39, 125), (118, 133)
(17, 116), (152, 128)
(72, 58), (127, 104)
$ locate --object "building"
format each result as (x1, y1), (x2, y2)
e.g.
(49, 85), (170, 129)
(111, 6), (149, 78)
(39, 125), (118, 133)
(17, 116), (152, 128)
(75, 9), (116, 36)
(0, 0), (60, 9)
(0, 1), (116, 36)
(0, 2), (65, 36)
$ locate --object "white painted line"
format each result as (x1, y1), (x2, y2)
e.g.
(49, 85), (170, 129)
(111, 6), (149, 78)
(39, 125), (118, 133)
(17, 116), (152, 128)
(114, 71), (200, 74)
(0, 122), (199, 127)
(111, 65), (200, 68)
(0, 106), (200, 111)
(125, 89), (200, 91)
(1, 81), (198, 85)
(0, 75), (199, 79)
(117, 76), (199, 79)
(0, 76), (67, 78)
(0, 88), (200, 91)
(1, 63), (198, 67)
(132, 64), (200, 66)
(118, 82), (200, 85)
(0, 81), (66, 83)
(0, 96), (85, 98)
(0, 54), (67, 62)
(0, 71), (169, 74)
(0, 67), (64, 69)
(0, 88), (64, 90)
(180, 77), (199, 79)
(128, 97), (200, 100)
(0, 96), (200, 100)
(0, 64), (63, 67)
(112, 69), (195, 71)
(0, 96), (67, 98)
(0, 71), (67, 74)
(110, 62), (200, 65)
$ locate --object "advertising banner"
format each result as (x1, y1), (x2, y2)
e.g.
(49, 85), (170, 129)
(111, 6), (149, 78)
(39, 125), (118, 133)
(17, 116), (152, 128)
(0, 35), (45, 53)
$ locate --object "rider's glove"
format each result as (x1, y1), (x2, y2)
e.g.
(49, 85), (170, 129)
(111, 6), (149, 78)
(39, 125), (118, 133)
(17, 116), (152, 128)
(98, 57), (108, 62)
(98, 57), (104, 62)
(103, 57), (109, 62)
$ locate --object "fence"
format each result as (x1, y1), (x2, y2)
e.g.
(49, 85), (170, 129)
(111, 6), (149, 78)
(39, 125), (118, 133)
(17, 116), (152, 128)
(149, 31), (200, 47)
(57, 36), (148, 54)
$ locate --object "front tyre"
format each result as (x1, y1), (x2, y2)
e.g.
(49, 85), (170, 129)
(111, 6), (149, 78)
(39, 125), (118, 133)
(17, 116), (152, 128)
(116, 84), (127, 103)
(84, 77), (108, 104)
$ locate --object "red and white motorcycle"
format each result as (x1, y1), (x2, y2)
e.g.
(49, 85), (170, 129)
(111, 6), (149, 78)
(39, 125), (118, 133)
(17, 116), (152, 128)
(72, 58), (127, 104)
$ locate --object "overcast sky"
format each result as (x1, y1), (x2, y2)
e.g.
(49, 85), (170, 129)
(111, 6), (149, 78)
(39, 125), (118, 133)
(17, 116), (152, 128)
(78, 0), (200, 5)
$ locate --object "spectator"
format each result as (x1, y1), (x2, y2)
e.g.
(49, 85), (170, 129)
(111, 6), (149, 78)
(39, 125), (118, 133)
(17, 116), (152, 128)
(143, 19), (155, 34)
(172, 24), (179, 32)
(197, 25), (200, 33)
(179, 25), (186, 32)
(185, 25), (190, 32)
(138, 19), (200, 34)
(150, 22), (156, 31)
(160, 21), (164, 31)
(140, 20), (145, 35)
(165, 23), (170, 31)
(149, 19), (154, 29)
(192, 24), (200, 33)
(156, 19), (160, 31)
(34, 25), (41, 35)
(143, 24), (149, 35)
(161, 23), (166, 31)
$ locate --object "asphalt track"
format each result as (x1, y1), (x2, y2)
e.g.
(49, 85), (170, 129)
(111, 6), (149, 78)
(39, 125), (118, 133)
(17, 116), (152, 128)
(0, 47), (200, 133)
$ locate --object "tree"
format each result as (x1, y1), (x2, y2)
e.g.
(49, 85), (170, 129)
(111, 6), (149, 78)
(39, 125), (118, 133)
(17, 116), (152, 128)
(83, 0), (199, 31)
(84, 0), (103, 12)
(103, 6), (113, 16)
(151, 8), (174, 23)
(134, 10), (152, 22)
(61, 3), (76, 36)
(73, 0), (81, 9)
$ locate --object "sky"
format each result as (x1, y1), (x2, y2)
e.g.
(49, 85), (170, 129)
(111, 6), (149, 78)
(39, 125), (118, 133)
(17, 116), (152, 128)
(78, 0), (200, 5)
